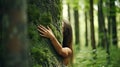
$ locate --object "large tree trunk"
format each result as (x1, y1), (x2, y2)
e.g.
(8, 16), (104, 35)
(28, 0), (63, 66)
(0, 0), (29, 67)
(89, 0), (96, 50)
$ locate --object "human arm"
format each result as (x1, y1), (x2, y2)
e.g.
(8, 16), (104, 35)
(37, 25), (72, 58)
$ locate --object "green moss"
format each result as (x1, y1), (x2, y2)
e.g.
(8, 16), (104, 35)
(28, 0), (63, 66)
(49, 24), (63, 44)
(39, 12), (52, 26)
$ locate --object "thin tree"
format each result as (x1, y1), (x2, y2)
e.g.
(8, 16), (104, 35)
(110, 0), (118, 46)
(89, 0), (96, 50)
(107, 0), (118, 46)
(85, 11), (88, 47)
(0, 0), (29, 67)
(98, 0), (106, 48)
(67, 3), (71, 22)
(73, 1), (80, 45)
(98, 0), (110, 64)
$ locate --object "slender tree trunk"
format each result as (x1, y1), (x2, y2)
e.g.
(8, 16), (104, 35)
(98, 0), (106, 48)
(107, 0), (117, 46)
(85, 12), (88, 47)
(89, 0), (96, 50)
(68, 3), (71, 22)
(110, 0), (117, 46)
(74, 9), (80, 45)
(98, 0), (110, 64)
(28, 0), (63, 66)
(0, 0), (29, 67)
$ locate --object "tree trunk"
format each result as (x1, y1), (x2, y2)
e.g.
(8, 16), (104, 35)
(28, 0), (63, 66)
(74, 9), (80, 45)
(67, 3), (71, 22)
(98, 0), (106, 48)
(107, 0), (117, 46)
(98, 0), (110, 64)
(85, 12), (88, 47)
(0, 0), (29, 67)
(89, 0), (96, 50)
(110, 0), (117, 46)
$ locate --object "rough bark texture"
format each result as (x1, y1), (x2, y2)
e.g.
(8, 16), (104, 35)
(0, 0), (29, 67)
(28, 0), (63, 66)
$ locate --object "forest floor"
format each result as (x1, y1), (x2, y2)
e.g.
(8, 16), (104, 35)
(73, 45), (120, 67)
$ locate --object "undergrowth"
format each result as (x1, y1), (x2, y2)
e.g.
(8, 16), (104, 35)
(74, 45), (120, 67)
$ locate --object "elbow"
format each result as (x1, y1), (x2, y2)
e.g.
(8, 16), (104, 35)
(59, 49), (69, 58)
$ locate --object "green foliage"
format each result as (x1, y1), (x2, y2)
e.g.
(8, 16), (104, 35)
(74, 45), (120, 67)
(109, 46), (120, 67)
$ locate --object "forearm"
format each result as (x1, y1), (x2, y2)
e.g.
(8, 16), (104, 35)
(50, 36), (69, 57)
(50, 36), (62, 54)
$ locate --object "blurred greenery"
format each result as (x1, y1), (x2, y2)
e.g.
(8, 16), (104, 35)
(73, 45), (120, 67)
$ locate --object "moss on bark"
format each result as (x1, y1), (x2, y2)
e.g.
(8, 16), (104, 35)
(28, 0), (63, 66)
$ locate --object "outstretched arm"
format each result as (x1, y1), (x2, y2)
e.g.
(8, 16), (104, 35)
(37, 25), (72, 58)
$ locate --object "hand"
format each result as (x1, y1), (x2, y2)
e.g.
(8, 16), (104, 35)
(37, 25), (55, 39)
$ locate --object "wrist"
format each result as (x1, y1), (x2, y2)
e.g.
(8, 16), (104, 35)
(50, 35), (55, 41)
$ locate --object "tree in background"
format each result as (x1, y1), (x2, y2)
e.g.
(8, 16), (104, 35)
(98, 0), (110, 64)
(67, 0), (71, 22)
(98, 0), (106, 48)
(28, 0), (63, 66)
(89, 0), (96, 50)
(84, 0), (90, 47)
(0, 0), (29, 67)
(85, 12), (89, 47)
(107, 0), (118, 47)
(73, 0), (80, 45)
(110, 0), (118, 46)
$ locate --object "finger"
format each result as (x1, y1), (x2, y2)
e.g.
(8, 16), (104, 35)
(47, 26), (52, 31)
(40, 34), (46, 37)
(37, 29), (46, 34)
(38, 26), (47, 32)
(39, 25), (48, 31)
(47, 26), (50, 30)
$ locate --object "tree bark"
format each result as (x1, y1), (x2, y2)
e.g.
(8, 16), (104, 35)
(0, 0), (29, 67)
(28, 0), (63, 66)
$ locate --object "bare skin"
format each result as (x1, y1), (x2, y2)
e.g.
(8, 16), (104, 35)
(37, 25), (72, 65)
